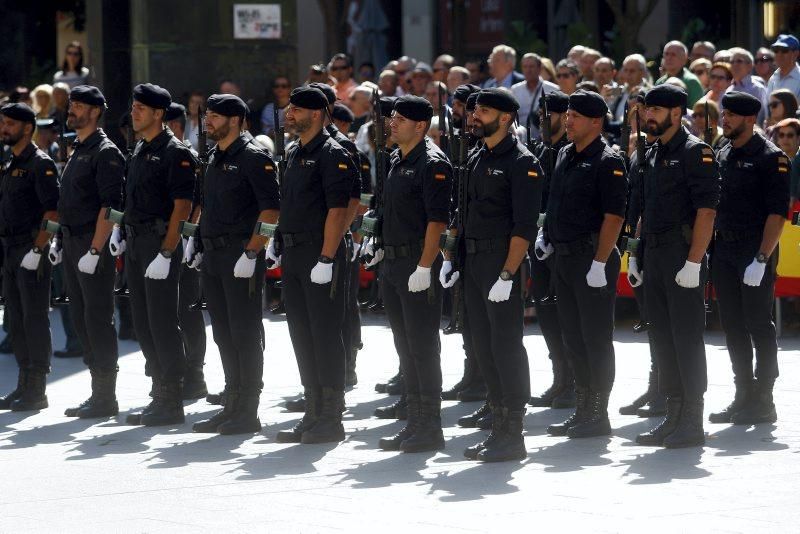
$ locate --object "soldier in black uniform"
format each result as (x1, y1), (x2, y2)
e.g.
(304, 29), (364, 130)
(528, 90), (576, 410)
(189, 94), (279, 434)
(448, 88), (542, 462)
(273, 87), (357, 444)
(541, 90), (628, 438)
(165, 102), (208, 400)
(52, 86), (125, 419)
(120, 84), (195, 426)
(0, 103), (60, 411)
(633, 85), (720, 448)
(367, 96), (453, 453)
(708, 92), (789, 426)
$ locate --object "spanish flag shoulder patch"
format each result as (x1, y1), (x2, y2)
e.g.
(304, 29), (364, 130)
(702, 157), (713, 164)
(612, 169), (624, 177)
(265, 165), (274, 172)
(434, 172), (446, 180)
(778, 156), (789, 165)
(180, 160), (191, 168)
(45, 169), (55, 176)
(337, 162), (348, 170)
(778, 166), (789, 173)
(527, 170), (538, 178)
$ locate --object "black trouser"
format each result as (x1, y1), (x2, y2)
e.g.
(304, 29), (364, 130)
(179, 263), (207, 370)
(464, 248), (530, 410)
(62, 232), (119, 371)
(282, 240), (347, 391)
(342, 234), (362, 358)
(643, 240), (708, 399)
(201, 241), (265, 394)
(632, 284), (659, 377)
(125, 230), (185, 382)
(2, 240), (52, 373)
(381, 255), (443, 397)
(554, 246), (619, 392)
(460, 298), (481, 380)
(712, 238), (778, 385)
(529, 249), (569, 370)
(52, 263), (82, 352)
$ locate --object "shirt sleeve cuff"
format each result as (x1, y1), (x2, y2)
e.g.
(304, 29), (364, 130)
(511, 223), (537, 243)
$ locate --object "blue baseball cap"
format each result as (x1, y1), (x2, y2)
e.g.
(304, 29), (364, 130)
(771, 34), (799, 51)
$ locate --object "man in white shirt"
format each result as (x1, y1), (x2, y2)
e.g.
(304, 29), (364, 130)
(766, 34), (800, 101)
(511, 53), (558, 138)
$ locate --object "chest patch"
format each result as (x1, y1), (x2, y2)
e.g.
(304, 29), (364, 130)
(146, 154), (161, 163)
(222, 163), (239, 172)
(486, 168), (504, 177)
(735, 161), (755, 169)
(662, 159), (680, 168)
(76, 154), (91, 163)
(300, 159), (316, 168)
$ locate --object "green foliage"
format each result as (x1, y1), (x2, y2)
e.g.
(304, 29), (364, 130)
(506, 19), (548, 57)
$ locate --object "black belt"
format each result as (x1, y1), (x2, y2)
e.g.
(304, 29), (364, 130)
(384, 241), (423, 260)
(125, 219), (167, 238)
(716, 229), (761, 242)
(61, 222), (95, 238)
(282, 231), (323, 248)
(645, 225), (691, 248)
(464, 237), (509, 255)
(0, 230), (37, 247)
(553, 234), (598, 256)
(201, 234), (248, 251)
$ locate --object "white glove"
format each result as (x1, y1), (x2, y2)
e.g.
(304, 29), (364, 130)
(20, 248), (42, 271)
(488, 277), (513, 302)
(351, 240), (361, 262)
(586, 260), (607, 288)
(743, 257), (766, 287)
(77, 250), (100, 274)
(310, 261), (333, 284)
(266, 238), (281, 269)
(675, 260), (701, 288)
(408, 265), (431, 292)
(144, 253), (171, 280)
(48, 238), (63, 266)
(627, 257), (643, 288)
(184, 236), (203, 269)
(234, 252), (256, 278)
(361, 237), (384, 267)
(181, 238), (189, 263)
(109, 226), (126, 256)
(534, 228), (554, 261)
(439, 260), (460, 288)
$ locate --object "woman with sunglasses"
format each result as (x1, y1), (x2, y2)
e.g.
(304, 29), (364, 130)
(703, 62), (733, 105)
(555, 59), (579, 95)
(689, 58), (712, 91)
(765, 89), (799, 130)
(53, 41), (91, 89)
(772, 118), (800, 205)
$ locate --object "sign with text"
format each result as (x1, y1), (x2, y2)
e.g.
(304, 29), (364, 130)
(233, 4), (281, 39)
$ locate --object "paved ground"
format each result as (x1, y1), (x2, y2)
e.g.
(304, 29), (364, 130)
(0, 307), (799, 533)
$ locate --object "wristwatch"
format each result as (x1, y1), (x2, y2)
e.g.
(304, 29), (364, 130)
(499, 269), (513, 281)
(756, 252), (769, 264)
(245, 249), (258, 260)
(318, 255), (334, 264)
(32, 245), (42, 254)
(89, 247), (99, 256)
(159, 249), (173, 259)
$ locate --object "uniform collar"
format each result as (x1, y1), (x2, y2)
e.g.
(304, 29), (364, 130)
(731, 131), (765, 157)
(661, 125), (689, 154)
(217, 133), (250, 158)
(13, 142), (37, 163)
(77, 129), (105, 151)
(142, 128), (171, 152)
(572, 135), (605, 157)
(482, 133), (516, 156)
(399, 137), (428, 164)
(299, 127), (329, 154)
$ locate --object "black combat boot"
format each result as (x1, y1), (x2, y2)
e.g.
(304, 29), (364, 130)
(663, 398), (705, 448)
(464, 403), (502, 460)
(442, 359), (471, 401)
(345, 349), (358, 388)
(400, 395), (445, 453)
(276, 388), (319, 443)
(126, 377), (161, 425)
(206, 386), (228, 406)
(731, 380), (777, 425)
(284, 395), (306, 412)
(477, 408), (527, 462)
(182, 365), (208, 400)
(374, 394), (408, 420)
(11, 370), (48, 411)
(457, 379), (488, 402)
(709, 380), (752, 423)
(551, 364), (576, 409)
(385, 374), (405, 396)
(374, 370), (401, 394)
(476, 406), (494, 430)
(0, 368), (27, 410)
(379, 395), (419, 451)
(140, 382), (185, 426)
(567, 390), (611, 438)
(65, 369), (119, 418)
(619, 370), (658, 415)
(529, 357), (565, 407)
(547, 386), (588, 436)
(457, 400), (490, 428)
(301, 387), (345, 444)
(193, 390), (239, 433)
(636, 396), (682, 446)
(218, 390), (262, 435)
(636, 392), (667, 417)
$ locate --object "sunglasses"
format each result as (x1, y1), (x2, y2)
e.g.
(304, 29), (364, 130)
(556, 72), (574, 79)
(777, 132), (797, 138)
(755, 57), (773, 63)
(769, 102), (781, 108)
(691, 69), (707, 76)
(709, 74), (730, 81)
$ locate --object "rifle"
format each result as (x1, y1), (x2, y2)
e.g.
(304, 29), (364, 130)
(262, 104), (286, 269)
(56, 117), (68, 173)
(627, 108), (647, 260)
(111, 104), (138, 298)
(618, 101), (634, 243)
(702, 100), (715, 317)
(541, 95), (553, 179)
(703, 100), (713, 146)
(443, 112), (469, 331)
(438, 84), (449, 155)
(360, 89), (385, 265)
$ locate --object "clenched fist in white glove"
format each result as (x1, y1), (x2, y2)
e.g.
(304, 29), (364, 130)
(184, 236), (203, 269)
(145, 253), (171, 280)
(48, 238), (63, 266)
(360, 237), (384, 267)
(109, 226), (126, 256)
(586, 260), (607, 288)
(533, 228), (554, 261)
(78, 250), (100, 274)
(743, 257), (766, 287)
(439, 260), (459, 288)
(233, 251), (256, 278)
(310, 261), (333, 284)
(675, 260), (701, 288)
(488, 277), (513, 302)
(627, 257), (643, 288)
(266, 238), (281, 269)
(408, 265), (431, 292)
(20, 248), (42, 271)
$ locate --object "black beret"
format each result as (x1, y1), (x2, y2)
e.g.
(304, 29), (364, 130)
(568, 89), (608, 118)
(207, 94), (249, 118)
(0, 103), (35, 125)
(331, 102), (355, 123)
(644, 84), (687, 110)
(379, 96), (397, 117)
(165, 102), (186, 122)
(721, 91), (761, 117)
(309, 82), (336, 105)
(69, 85), (106, 107)
(476, 88), (519, 113)
(544, 90), (569, 113)
(393, 95), (433, 122)
(453, 84), (481, 104)
(289, 86), (328, 110)
(465, 93), (478, 112)
(133, 83), (171, 110)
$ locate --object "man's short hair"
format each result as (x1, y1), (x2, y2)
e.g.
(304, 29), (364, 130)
(379, 70), (398, 81)
(449, 66), (470, 80)
(775, 117), (800, 136)
(329, 53), (352, 68)
(582, 48), (602, 60)
(693, 41), (717, 54)
(521, 53), (542, 66)
(595, 57), (616, 70)
(556, 59), (580, 76)
(623, 54), (647, 71)
(664, 40), (688, 56)
(728, 47), (754, 64)
(435, 54), (455, 68)
(491, 44), (517, 65)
